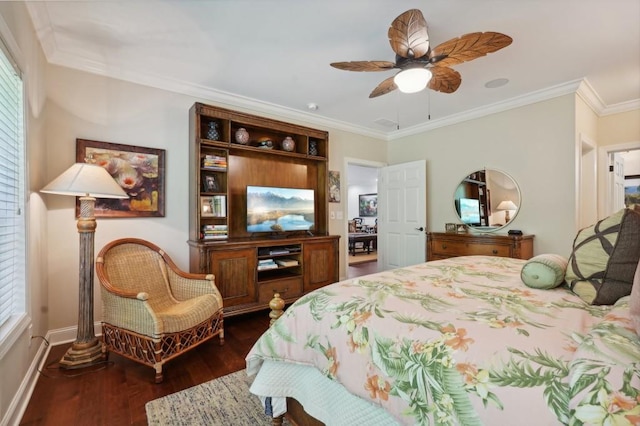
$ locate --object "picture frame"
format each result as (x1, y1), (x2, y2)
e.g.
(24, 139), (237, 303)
(359, 193), (377, 217)
(625, 174), (640, 207)
(200, 195), (226, 217)
(328, 170), (341, 203)
(200, 196), (215, 217)
(76, 139), (166, 218)
(202, 173), (219, 193)
(445, 223), (458, 233)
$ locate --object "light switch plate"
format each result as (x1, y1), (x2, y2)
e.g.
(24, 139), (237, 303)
(330, 211), (336, 219)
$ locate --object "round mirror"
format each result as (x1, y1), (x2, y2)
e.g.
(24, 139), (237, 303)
(453, 169), (521, 233)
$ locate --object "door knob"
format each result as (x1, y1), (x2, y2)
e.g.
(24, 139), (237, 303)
(415, 227), (424, 231)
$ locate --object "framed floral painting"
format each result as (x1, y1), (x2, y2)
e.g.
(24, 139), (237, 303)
(76, 139), (166, 217)
(359, 193), (377, 217)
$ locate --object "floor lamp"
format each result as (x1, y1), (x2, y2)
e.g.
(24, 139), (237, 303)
(41, 163), (128, 369)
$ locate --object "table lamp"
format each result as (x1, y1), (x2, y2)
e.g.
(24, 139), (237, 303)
(41, 163), (128, 369)
(496, 200), (518, 223)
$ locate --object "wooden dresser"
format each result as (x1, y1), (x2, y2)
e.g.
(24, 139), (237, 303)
(427, 232), (534, 261)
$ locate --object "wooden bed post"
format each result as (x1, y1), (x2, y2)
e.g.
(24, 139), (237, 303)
(269, 292), (285, 425)
(269, 292), (285, 326)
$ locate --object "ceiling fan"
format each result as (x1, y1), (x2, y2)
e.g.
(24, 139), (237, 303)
(330, 9), (512, 98)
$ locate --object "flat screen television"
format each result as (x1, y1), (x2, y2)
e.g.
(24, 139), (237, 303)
(246, 185), (315, 234)
(459, 197), (481, 225)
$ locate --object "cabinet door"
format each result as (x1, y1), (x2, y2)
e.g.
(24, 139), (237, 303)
(303, 240), (338, 292)
(210, 247), (256, 307)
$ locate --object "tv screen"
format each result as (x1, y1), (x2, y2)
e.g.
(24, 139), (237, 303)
(246, 185), (315, 233)
(459, 197), (481, 225)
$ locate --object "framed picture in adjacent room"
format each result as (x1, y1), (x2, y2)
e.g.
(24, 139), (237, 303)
(76, 139), (166, 218)
(625, 174), (640, 207)
(359, 193), (377, 217)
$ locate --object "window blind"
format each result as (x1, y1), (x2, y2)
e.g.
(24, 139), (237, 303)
(0, 37), (24, 329)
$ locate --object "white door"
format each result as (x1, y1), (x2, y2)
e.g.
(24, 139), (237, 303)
(609, 152), (625, 214)
(377, 160), (426, 271)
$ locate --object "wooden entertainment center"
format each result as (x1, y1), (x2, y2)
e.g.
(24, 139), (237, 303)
(187, 102), (339, 316)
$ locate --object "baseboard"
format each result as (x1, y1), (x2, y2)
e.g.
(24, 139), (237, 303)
(2, 322), (102, 426)
(2, 335), (50, 426)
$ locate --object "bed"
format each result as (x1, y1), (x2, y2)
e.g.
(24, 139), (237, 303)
(246, 210), (640, 426)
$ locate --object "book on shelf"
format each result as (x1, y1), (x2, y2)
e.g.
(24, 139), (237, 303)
(269, 249), (289, 255)
(258, 258), (275, 264)
(202, 224), (228, 239)
(202, 154), (227, 171)
(275, 258), (299, 267)
(211, 195), (226, 217)
(257, 260), (278, 271)
(203, 234), (227, 240)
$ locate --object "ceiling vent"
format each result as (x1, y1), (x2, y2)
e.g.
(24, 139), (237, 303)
(374, 118), (398, 128)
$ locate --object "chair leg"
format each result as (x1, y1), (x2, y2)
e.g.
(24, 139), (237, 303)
(154, 340), (164, 383)
(154, 364), (164, 384)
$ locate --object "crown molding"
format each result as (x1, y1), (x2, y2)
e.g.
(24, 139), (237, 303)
(44, 50), (388, 140)
(389, 80), (584, 140)
(600, 99), (640, 116)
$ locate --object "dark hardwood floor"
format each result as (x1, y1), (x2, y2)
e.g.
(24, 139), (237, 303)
(19, 311), (271, 426)
(20, 265), (376, 426)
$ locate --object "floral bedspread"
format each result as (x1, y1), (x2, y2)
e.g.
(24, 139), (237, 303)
(245, 256), (640, 425)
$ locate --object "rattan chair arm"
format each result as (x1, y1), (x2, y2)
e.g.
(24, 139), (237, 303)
(97, 276), (149, 301)
(100, 288), (162, 337)
(167, 268), (222, 302)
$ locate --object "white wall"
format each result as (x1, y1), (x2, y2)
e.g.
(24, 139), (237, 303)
(0, 2), (49, 425)
(388, 95), (578, 256)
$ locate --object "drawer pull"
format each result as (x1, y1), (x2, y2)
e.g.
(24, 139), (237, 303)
(492, 249), (498, 254)
(274, 288), (289, 294)
(441, 244), (447, 249)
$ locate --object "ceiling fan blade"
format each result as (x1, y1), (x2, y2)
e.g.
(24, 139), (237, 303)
(330, 61), (396, 72)
(430, 32), (512, 68)
(388, 9), (430, 59)
(428, 67), (461, 93)
(369, 76), (397, 98)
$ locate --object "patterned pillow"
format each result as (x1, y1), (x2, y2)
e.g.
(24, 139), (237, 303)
(566, 208), (640, 305)
(521, 254), (568, 289)
(631, 261), (640, 335)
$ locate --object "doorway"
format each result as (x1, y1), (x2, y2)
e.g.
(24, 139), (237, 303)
(598, 141), (640, 218)
(344, 159), (383, 277)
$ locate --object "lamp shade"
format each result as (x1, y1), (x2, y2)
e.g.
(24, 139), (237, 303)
(496, 200), (518, 211)
(393, 68), (433, 93)
(41, 163), (128, 199)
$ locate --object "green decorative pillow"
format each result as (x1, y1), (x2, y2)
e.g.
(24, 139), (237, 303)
(566, 208), (640, 305)
(521, 254), (568, 289)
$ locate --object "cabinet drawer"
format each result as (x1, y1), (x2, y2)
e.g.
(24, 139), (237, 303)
(432, 240), (510, 257)
(258, 277), (303, 303)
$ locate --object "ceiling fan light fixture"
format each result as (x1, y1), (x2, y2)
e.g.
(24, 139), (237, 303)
(394, 68), (432, 93)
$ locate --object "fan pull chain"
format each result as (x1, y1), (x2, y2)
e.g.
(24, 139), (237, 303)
(428, 90), (431, 121)
(396, 91), (401, 130)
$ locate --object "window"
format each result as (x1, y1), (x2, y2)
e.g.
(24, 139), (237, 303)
(0, 37), (25, 333)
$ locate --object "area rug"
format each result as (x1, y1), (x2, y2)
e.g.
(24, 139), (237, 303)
(145, 370), (281, 425)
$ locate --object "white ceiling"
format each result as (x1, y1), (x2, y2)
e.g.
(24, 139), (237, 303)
(25, 1), (640, 138)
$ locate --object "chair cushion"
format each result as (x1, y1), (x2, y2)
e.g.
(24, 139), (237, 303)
(156, 294), (222, 334)
(521, 254), (568, 289)
(566, 208), (640, 305)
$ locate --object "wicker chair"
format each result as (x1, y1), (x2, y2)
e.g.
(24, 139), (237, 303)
(96, 238), (224, 383)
